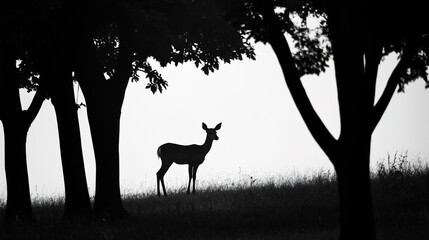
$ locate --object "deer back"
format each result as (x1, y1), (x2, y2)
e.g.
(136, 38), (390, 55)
(158, 143), (207, 165)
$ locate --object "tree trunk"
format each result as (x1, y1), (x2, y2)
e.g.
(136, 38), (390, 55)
(331, 133), (376, 240)
(72, 18), (134, 219)
(33, 42), (92, 219)
(254, 2), (419, 240)
(72, 44), (127, 219)
(87, 96), (126, 218)
(255, 4), (377, 239)
(49, 80), (92, 219)
(0, 44), (33, 224)
(2, 119), (33, 223)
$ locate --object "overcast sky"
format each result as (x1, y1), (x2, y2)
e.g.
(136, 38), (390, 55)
(1, 42), (428, 198)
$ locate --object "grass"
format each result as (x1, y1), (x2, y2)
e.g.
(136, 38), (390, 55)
(0, 153), (428, 240)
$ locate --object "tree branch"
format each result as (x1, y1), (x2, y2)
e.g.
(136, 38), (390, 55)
(111, 12), (135, 102)
(256, 2), (337, 157)
(371, 39), (419, 131)
(364, 42), (383, 109)
(73, 33), (107, 104)
(23, 83), (47, 130)
(0, 44), (22, 121)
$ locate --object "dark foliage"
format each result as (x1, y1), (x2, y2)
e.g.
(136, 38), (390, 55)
(2, 0), (256, 94)
(82, 0), (256, 93)
(223, 0), (331, 77)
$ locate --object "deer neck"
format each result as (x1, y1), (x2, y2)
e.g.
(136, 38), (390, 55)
(201, 136), (214, 154)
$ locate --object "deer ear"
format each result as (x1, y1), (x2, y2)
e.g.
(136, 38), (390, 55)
(202, 122), (208, 130)
(215, 122), (222, 130)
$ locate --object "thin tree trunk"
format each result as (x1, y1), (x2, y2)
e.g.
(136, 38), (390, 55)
(2, 120), (33, 223)
(0, 44), (33, 224)
(2, 85), (46, 223)
(49, 79), (92, 219)
(31, 35), (93, 219)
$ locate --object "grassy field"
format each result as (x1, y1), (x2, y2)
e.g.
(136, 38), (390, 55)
(1, 155), (428, 240)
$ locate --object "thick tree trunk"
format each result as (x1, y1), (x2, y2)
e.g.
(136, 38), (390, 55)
(72, 17), (134, 219)
(73, 41), (127, 218)
(2, 120), (33, 223)
(87, 97), (126, 218)
(332, 136), (376, 240)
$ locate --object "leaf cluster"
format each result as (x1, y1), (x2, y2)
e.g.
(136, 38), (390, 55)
(133, 59), (168, 94)
(16, 53), (40, 92)
(397, 35), (429, 91)
(222, 0), (331, 77)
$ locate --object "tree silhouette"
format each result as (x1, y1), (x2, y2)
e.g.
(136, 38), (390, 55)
(31, 33), (92, 220)
(0, 1), (92, 222)
(0, 1), (47, 223)
(0, 38), (45, 224)
(223, 0), (429, 239)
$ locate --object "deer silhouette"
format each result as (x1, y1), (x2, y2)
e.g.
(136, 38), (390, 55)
(156, 122), (222, 196)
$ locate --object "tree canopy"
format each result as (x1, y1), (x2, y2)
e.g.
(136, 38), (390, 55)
(2, 0), (256, 94)
(69, 0), (256, 93)
(224, 0), (429, 89)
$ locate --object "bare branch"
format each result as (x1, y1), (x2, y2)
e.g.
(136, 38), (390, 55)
(371, 39), (419, 131)
(23, 84), (47, 129)
(364, 42), (383, 107)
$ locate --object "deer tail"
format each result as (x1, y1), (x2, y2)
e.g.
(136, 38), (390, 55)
(157, 146), (162, 159)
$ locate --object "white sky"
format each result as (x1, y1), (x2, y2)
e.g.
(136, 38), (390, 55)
(1, 43), (429, 198)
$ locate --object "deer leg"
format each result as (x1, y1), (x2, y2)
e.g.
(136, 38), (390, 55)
(160, 178), (167, 196)
(187, 165), (193, 195)
(192, 165), (199, 195)
(156, 169), (163, 196)
(157, 162), (172, 196)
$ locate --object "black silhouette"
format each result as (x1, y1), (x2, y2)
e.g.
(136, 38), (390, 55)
(0, 43), (46, 223)
(223, 1), (429, 239)
(157, 123), (222, 196)
(33, 50), (92, 219)
(21, 5), (92, 220)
